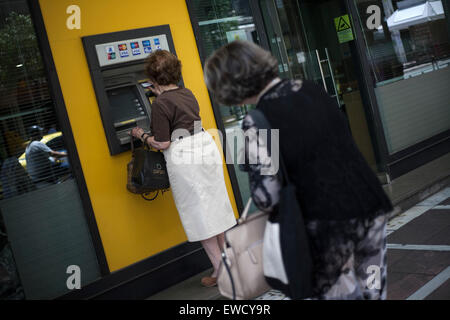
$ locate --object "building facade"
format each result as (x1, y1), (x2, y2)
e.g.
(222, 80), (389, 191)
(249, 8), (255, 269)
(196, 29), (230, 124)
(0, 0), (448, 299)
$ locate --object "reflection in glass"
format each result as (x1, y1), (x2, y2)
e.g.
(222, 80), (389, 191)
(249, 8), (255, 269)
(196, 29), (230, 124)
(0, 2), (100, 299)
(355, 0), (449, 85)
(193, 0), (258, 126)
(354, 0), (450, 154)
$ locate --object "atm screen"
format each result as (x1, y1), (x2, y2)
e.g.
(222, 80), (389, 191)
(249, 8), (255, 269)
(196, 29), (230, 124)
(106, 86), (146, 125)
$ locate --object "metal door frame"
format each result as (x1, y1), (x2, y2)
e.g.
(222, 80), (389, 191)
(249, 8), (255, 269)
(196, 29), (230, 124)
(258, 0), (294, 78)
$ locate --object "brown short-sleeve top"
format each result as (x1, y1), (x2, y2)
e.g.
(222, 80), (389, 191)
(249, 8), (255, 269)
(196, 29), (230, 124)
(150, 88), (201, 142)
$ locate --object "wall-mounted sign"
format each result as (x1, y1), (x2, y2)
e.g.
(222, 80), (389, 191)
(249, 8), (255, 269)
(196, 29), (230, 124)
(334, 14), (354, 44)
(226, 29), (248, 43)
(95, 34), (169, 67)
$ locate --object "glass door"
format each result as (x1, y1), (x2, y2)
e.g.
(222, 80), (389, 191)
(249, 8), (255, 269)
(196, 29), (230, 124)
(189, 0), (263, 213)
(259, 0), (292, 78)
(259, 0), (386, 177)
(188, 0), (389, 214)
(297, 0), (353, 107)
(259, 0), (312, 81)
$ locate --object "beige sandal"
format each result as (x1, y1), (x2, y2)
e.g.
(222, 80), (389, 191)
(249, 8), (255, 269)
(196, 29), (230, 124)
(201, 276), (217, 287)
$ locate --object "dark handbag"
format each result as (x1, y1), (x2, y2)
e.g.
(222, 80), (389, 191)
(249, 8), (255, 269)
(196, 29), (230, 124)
(127, 139), (170, 200)
(249, 109), (314, 300)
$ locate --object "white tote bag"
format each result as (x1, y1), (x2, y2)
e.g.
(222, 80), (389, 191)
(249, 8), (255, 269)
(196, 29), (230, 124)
(217, 199), (271, 300)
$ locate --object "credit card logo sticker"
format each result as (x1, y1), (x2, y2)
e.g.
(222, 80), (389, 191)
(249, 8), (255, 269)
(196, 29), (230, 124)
(119, 50), (129, 58)
(154, 38), (160, 45)
(105, 45), (115, 54)
(142, 40), (151, 47)
(107, 52), (116, 60)
(130, 42), (140, 55)
(144, 47), (152, 54)
(118, 44), (127, 51)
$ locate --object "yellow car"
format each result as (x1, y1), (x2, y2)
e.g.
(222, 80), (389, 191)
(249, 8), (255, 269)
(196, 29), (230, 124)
(18, 132), (65, 169)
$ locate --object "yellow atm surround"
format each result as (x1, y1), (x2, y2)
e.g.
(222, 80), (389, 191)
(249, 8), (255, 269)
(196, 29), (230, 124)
(38, 0), (239, 273)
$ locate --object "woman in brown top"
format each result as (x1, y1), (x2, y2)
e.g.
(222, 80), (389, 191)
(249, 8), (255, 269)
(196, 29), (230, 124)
(131, 50), (236, 287)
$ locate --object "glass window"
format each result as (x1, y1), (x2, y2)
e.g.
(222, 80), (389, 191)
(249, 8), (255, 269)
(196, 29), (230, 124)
(356, 0), (450, 84)
(354, 0), (450, 154)
(190, 0), (260, 212)
(0, 1), (101, 299)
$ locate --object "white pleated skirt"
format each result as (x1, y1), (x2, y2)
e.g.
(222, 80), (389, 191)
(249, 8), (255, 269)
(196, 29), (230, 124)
(163, 131), (237, 242)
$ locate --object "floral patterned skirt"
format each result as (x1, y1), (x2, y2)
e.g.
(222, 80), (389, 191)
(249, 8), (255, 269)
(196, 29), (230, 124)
(306, 212), (388, 300)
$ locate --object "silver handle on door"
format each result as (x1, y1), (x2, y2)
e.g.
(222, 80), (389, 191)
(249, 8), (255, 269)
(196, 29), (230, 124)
(274, 35), (288, 73)
(315, 49), (328, 93)
(324, 48), (341, 107)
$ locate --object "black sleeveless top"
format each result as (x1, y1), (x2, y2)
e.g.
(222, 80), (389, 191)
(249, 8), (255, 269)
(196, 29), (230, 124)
(256, 79), (392, 221)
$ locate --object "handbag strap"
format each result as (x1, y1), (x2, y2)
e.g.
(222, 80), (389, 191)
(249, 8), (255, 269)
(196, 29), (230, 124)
(223, 197), (251, 300)
(129, 135), (144, 152)
(221, 252), (236, 300)
(239, 198), (253, 222)
(142, 190), (159, 201)
(248, 109), (291, 186)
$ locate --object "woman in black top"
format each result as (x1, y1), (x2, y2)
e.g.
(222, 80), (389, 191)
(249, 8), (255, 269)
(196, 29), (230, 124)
(204, 40), (393, 299)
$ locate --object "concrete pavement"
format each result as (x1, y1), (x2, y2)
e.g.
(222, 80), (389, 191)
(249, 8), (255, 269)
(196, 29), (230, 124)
(386, 187), (450, 300)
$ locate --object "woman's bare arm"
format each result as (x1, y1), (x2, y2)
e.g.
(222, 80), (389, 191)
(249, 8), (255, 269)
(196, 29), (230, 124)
(145, 135), (171, 150)
(130, 127), (171, 150)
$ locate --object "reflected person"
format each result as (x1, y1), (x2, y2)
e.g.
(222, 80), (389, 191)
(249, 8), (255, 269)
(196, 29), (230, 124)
(25, 125), (67, 187)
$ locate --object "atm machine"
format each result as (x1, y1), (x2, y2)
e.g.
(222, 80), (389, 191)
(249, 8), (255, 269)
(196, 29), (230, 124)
(82, 25), (180, 155)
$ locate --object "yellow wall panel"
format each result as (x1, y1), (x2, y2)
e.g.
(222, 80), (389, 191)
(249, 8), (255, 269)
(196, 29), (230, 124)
(38, 0), (238, 271)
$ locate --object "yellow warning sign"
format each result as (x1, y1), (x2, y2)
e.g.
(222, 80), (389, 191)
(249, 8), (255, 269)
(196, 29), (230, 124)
(334, 14), (354, 43)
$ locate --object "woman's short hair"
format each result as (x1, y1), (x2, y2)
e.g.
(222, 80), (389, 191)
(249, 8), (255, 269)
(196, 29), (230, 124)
(145, 50), (182, 85)
(204, 40), (278, 105)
